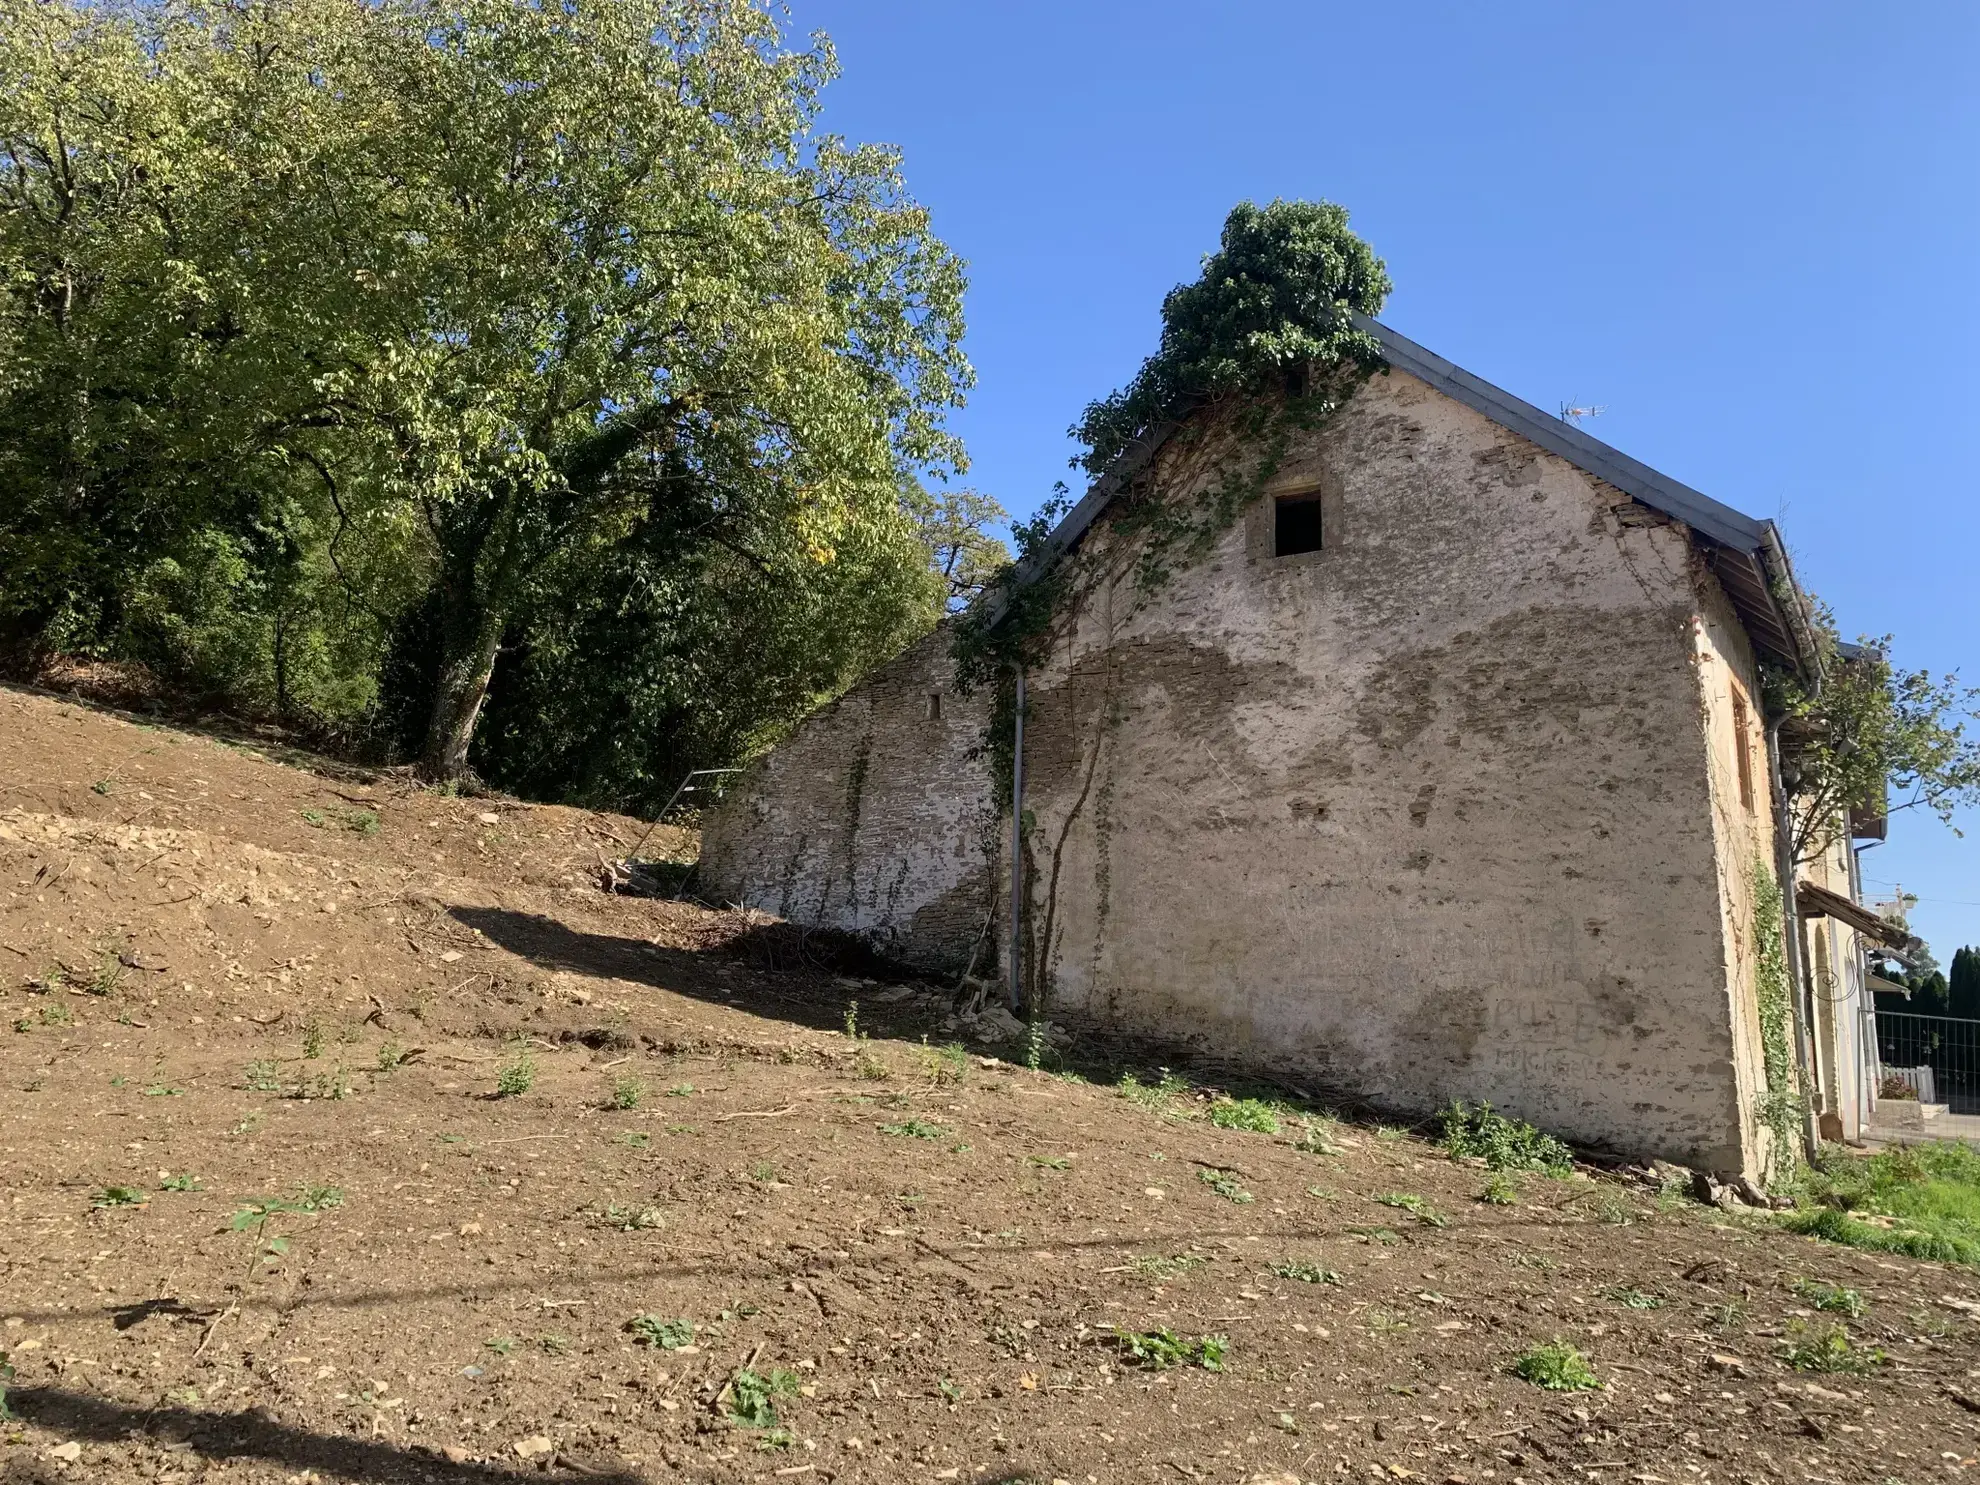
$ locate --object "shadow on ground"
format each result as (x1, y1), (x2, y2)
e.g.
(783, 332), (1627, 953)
(7, 1386), (648, 1483)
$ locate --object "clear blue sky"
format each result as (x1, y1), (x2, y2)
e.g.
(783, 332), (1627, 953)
(790, 0), (1979, 961)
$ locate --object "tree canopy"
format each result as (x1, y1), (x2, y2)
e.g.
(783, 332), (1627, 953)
(0, 0), (994, 802)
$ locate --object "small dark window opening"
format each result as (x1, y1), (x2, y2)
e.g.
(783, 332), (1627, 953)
(1731, 689), (1755, 812)
(927, 692), (942, 721)
(1274, 493), (1324, 557)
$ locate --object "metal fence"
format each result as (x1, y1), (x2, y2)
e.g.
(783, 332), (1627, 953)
(1875, 1010), (1980, 1114)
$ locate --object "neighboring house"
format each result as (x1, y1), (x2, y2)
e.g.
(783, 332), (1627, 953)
(702, 318), (1876, 1180)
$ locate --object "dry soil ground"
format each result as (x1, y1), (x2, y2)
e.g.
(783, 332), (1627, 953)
(4, 681), (1980, 1485)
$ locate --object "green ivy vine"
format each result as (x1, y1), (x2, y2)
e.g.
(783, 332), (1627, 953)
(1751, 859), (1803, 1179)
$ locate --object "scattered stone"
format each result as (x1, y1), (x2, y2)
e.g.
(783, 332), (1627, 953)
(512, 1434), (554, 1460)
(47, 1443), (83, 1463)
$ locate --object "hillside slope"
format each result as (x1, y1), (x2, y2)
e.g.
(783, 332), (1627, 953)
(1, 682), (1977, 1484)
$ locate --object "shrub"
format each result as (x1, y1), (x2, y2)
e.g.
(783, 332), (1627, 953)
(1208, 1097), (1280, 1133)
(1441, 1101), (1574, 1175)
(1511, 1340), (1599, 1391)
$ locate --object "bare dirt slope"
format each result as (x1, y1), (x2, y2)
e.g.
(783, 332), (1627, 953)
(3, 681), (1979, 1485)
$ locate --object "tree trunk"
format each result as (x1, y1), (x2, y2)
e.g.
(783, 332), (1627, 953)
(421, 594), (505, 783)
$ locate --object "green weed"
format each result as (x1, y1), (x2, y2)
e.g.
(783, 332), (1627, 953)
(1198, 1168), (1253, 1204)
(159, 1173), (202, 1192)
(93, 1186), (147, 1208)
(1028, 1154), (1071, 1170)
(1118, 1068), (1191, 1113)
(1791, 1278), (1866, 1317)
(1783, 1142), (1980, 1265)
(843, 1000), (860, 1039)
(1377, 1192), (1448, 1227)
(376, 1041), (411, 1071)
(609, 1075), (644, 1110)
(495, 1041), (535, 1097)
(616, 1131), (652, 1149)
(1480, 1173), (1520, 1205)
(627, 1315), (694, 1349)
(1781, 1320), (1883, 1374)
(1106, 1327), (1226, 1372)
(1511, 1340), (1600, 1391)
(1208, 1097), (1280, 1133)
(665, 1081), (696, 1097)
(724, 1365), (800, 1428)
(1128, 1253), (1206, 1279)
(879, 1118), (948, 1140)
(1272, 1260), (1342, 1285)
(243, 1060), (281, 1092)
(1441, 1101), (1574, 1175)
(301, 1017), (325, 1060)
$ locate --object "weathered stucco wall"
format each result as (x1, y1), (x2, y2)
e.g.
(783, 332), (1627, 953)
(697, 625), (1000, 975)
(1692, 577), (1786, 1170)
(1017, 368), (1755, 1172)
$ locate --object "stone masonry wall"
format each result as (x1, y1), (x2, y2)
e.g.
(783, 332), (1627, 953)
(697, 624), (1001, 976)
(1017, 368), (1755, 1174)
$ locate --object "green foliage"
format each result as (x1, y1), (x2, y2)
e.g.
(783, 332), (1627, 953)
(1784, 1140), (1980, 1264)
(1952, 946), (1980, 1020)
(1207, 1097), (1280, 1134)
(1117, 1068), (1192, 1113)
(495, 1041), (536, 1098)
(93, 1185), (146, 1208)
(0, 0), (985, 806)
(1769, 615), (1980, 868)
(0, 1348), (12, 1420)
(1750, 862), (1803, 1179)
(159, 1173), (202, 1193)
(1791, 1278), (1866, 1317)
(1511, 1341), (1600, 1391)
(603, 1203), (666, 1232)
(878, 1118), (948, 1140)
(1271, 1260), (1342, 1285)
(627, 1315), (694, 1350)
(1197, 1168), (1253, 1204)
(1129, 1253), (1206, 1279)
(724, 1365), (800, 1427)
(1106, 1326), (1227, 1372)
(609, 1076), (644, 1111)
(1480, 1173), (1520, 1206)
(1440, 1102), (1574, 1175)
(1377, 1192), (1448, 1227)
(1780, 1320), (1883, 1374)
(1071, 200), (1390, 476)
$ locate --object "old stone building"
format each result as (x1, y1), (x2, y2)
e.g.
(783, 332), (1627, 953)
(701, 318), (1865, 1178)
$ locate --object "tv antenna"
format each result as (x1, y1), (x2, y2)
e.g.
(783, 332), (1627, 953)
(1559, 399), (1606, 425)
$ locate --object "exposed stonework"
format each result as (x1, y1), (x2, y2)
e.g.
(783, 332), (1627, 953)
(702, 362), (1815, 1177)
(698, 625), (1001, 977)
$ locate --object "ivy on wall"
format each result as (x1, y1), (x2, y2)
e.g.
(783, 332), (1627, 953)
(1751, 859), (1803, 1180)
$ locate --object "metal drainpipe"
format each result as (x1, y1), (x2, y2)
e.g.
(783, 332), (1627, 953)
(1763, 705), (1824, 1165)
(1007, 665), (1026, 1015)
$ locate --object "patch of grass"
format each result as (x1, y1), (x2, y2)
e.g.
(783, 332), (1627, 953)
(609, 1075), (644, 1110)
(93, 1185), (147, 1208)
(484, 1336), (516, 1357)
(725, 1365), (800, 1428)
(1118, 1068), (1191, 1113)
(602, 1203), (666, 1231)
(1377, 1192), (1448, 1227)
(1198, 1168), (1253, 1204)
(1374, 1124), (1408, 1143)
(1441, 1101), (1574, 1175)
(1365, 1308), (1411, 1335)
(1208, 1097), (1280, 1134)
(923, 1040), (969, 1085)
(627, 1315), (695, 1350)
(1781, 1320), (1884, 1374)
(1511, 1340), (1600, 1391)
(86, 946), (126, 997)
(749, 1161), (779, 1183)
(1480, 1173), (1520, 1206)
(1106, 1327), (1226, 1372)
(1272, 1260), (1342, 1285)
(1706, 1299), (1747, 1332)
(1785, 1142), (1980, 1265)
(301, 1017), (325, 1060)
(1791, 1277), (1866, 1317)
(376, 1041), (411, 1071)
(301, 805), (378, 835)
(1128, 1253), (1206, 1279)
(665, 1081), (696, 1097)
(615, 1131), (652, 1149)
(537, 1334), (570, 1356)
(856, 1051), (892, 1081)
(495, 1041), (535, 1097)
(159, 1173), (202, 1192)
(879, 1118), (948, 1140)
(143, 1083), (182, 1097)
(1601, 1285), (1665, 1309)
